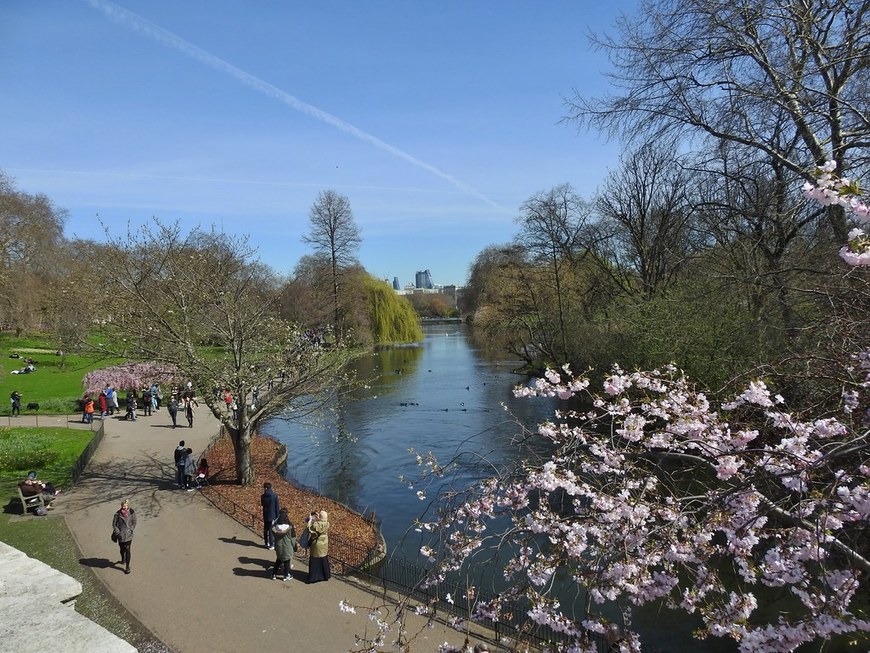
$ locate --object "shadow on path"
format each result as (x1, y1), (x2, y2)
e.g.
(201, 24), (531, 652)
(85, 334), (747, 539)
(79, 557), (120, 570)
(218, 536), (261, 548)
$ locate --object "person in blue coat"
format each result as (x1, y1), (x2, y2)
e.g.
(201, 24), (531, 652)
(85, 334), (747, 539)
(260, 482), (280, 549)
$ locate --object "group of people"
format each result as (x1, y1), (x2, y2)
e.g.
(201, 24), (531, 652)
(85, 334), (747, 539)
(173, 440), (209, 491)
(80, 382), (199, 428)
(261, 482), (331, 583)
(106, 485), (330, 588)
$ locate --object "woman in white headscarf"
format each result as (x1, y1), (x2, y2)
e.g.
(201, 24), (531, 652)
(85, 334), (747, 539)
(306, 510), (331, 583)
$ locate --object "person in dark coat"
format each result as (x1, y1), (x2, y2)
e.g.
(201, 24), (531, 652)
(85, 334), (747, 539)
(260, 482), (280, 549)
(167, 395), (179, 428)
(18, 471), (59, 506)
(306, 510), (331, 583)
(269, 508), (296, 581)
(141, 388), (152, 416)
(10, 390), (22, 416)
(112, 498), (137, 574)
(174, 440), (186, 488)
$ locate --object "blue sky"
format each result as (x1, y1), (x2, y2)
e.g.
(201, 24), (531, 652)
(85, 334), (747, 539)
(2, 0), (637, 287)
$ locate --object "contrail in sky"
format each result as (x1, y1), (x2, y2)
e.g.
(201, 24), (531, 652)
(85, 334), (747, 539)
(86, 0), (501, 209)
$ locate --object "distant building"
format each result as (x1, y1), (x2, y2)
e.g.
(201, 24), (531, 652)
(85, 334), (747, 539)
(415, 269), (434, 290)
(392, 276), (400, 290)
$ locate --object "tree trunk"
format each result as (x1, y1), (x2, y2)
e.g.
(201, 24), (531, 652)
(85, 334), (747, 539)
(229, 424), (255, 486)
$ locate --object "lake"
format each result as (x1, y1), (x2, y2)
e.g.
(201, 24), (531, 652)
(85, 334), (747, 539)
(261, 323), (740, 652)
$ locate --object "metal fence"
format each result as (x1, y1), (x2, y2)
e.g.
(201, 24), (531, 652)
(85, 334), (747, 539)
(199, 429), (608, 652)
(331, 538), (608, 653)
(70, 420), (106, 484)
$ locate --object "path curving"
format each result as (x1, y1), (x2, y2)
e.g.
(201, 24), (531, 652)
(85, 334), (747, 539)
(51, 408), (468, 653)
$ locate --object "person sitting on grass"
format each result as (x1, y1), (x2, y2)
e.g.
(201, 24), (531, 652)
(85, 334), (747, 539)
(18, 471), (60, 507)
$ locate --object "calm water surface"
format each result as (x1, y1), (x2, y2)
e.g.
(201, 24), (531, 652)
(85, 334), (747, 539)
(262, 324), (740, 652)
(261, 323), (553, 551)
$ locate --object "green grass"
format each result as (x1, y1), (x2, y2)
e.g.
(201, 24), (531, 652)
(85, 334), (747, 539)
(0, 426), (92, 481)
(0, 425), (165, 650)
(0, 333), (124, 415)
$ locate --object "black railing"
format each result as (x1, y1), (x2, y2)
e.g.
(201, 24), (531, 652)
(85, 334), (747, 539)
(330, 538), (607, 653)
(200, 429), (608, 652)
(70, 420), (106, 484)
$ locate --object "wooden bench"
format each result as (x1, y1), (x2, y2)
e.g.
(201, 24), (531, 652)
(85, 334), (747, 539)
(17, 486), (45, 514)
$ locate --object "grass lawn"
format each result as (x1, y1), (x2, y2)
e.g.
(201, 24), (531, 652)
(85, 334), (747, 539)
(0, 333), (125, 415)
(0, 423), (167, 649)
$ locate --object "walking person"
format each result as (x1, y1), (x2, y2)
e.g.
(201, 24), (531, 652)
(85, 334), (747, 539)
(306, 510), (331, 584)
(124, 393), (137, 421)
(184, 395), (198, 428)
(108, 385), (119, 415)
(167, 395), (179, 428)
(104, 385), (115, 416)
(174, 440), (186, 488)
(260, 482), (280, 549)
(112, 498), (137, 575)
(150, 383), (161, 410)
(269, 508), (297, 581)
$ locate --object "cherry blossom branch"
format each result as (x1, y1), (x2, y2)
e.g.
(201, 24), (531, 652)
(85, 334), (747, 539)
(803, 160), (870, 265)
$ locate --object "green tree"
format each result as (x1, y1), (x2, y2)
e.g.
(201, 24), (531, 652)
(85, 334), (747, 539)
(364, 276), (423, 345)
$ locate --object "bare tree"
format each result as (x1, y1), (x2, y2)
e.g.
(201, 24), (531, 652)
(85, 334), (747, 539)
(0, 171), (66, 334)
(692, 145), (830, 347)
(592, 142), (696, 298)
(514, 184), (591, 363)
(302, 190), (362, 341)
(280, 253), (334, 327)
(566, 0), (870, 239)
(93, 220), (352, 485)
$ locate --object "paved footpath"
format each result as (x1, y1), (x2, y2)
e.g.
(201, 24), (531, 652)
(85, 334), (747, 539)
(39, 408), (471, 653)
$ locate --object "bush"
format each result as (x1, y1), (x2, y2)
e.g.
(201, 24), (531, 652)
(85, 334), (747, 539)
(37, 397), (82, 413)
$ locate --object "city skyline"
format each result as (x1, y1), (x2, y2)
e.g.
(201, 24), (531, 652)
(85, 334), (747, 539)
(2, 1), (638, 286)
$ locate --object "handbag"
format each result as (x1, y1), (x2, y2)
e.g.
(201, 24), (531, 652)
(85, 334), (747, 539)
(111, 532), (118, 542)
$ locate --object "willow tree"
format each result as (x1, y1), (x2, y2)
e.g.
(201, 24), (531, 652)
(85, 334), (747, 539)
(92, 220), (352, 485)
(364, 275), (423, 345)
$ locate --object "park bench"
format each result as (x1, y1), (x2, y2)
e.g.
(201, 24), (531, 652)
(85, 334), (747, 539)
(17, 486), (46, 514)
